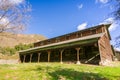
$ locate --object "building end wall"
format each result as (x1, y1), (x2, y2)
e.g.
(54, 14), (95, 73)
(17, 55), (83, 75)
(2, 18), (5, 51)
(98, 27), (114, 66)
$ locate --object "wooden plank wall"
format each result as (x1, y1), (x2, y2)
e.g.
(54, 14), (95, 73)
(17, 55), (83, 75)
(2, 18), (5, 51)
(98, 27), (113, 62)
(34, 26), (103, 47)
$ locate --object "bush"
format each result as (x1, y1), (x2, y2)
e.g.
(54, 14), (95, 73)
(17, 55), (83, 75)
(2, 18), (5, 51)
(0, 43), (33, 55)
(15, 43), (33, 51)
(0, 47), (16, 55)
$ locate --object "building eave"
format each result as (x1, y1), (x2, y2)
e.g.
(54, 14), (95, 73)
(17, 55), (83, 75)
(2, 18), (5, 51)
(19, 33), (105, 55)
(34, 24), (111, 44)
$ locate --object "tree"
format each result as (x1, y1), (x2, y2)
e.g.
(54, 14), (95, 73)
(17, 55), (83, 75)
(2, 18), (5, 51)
(114, 0), (120, 21)
(113, 0), (120, 48)
(0, 0), (31, 33)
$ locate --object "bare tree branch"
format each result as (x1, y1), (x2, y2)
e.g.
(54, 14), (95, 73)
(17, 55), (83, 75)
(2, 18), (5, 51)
(112, 0), (120, 48)
(0, 10), (8, 20)
(114, 0), (120, 21)
(0, 0), (31, 33)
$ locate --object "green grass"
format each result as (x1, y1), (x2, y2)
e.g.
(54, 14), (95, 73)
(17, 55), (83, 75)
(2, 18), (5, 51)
(0, 63), (120, 80)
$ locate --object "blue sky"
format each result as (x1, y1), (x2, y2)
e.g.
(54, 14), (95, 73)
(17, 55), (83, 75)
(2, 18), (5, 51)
(25, 0), (120, 46)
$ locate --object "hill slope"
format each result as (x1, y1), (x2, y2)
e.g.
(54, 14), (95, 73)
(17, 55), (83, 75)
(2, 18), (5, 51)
(0, 32), (47, 48)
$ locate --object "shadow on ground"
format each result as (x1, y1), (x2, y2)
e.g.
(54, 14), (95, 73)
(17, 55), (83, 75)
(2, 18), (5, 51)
(36, 66), (109, 80)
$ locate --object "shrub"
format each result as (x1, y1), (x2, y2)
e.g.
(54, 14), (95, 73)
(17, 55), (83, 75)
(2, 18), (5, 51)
(15, 43), (33, 51)
(0, 43), (33, 55)
(0, 47), (16, 55)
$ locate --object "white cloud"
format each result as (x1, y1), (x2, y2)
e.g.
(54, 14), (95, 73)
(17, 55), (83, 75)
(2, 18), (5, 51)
(0, 17), (9, 25)
(0, 0), (23, 6)
(0, 17), (11, 29)
(109, 23), (118, 31)
(99, 17), (118, 31)
(96, 0), (109, 4)
(10, 0), (24, 5)
(104, 17), (114, 23)
(77, 4), (83, 9)
(77, 22), (87, 30)
(114, 48), (120, 52)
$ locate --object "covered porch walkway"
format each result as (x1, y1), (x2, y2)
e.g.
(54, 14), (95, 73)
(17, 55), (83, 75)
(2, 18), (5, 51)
(19, 33), (103, 65)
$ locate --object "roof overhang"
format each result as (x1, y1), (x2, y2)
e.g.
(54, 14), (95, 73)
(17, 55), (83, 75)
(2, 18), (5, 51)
(19, 33), (105, 55)
(103, 24), (111, 40)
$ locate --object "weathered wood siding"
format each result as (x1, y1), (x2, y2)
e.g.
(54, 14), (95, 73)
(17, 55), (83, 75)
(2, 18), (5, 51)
(115, 51), (120, 61)
(98, 26), (113, 62)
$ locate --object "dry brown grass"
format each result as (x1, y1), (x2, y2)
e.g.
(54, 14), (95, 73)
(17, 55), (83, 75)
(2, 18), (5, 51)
(0, 32), (46, 48)
(0, 53), (19, 60)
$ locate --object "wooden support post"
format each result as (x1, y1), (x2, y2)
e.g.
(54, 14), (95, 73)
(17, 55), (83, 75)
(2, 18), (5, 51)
(60, 49), (64, 64)
(30, 54), (33, 63)
(76, 33), (79, 38)
(19, 54), (22, 63)
(23, 55), (26, 63)
(48, 51), (51, 62)
(75, 48), (81, 64)
(94, 43), (98, 47)
(38, 53), (41, 63)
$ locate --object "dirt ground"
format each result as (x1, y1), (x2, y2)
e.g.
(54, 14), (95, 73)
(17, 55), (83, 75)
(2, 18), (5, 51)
(0, 59), (19, 64)
(0, 53), (20, 64)
(0, 59), (119, 67)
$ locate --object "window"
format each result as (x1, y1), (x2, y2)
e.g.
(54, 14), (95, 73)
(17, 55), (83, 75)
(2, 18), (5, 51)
(40, 42), (44, 46)
(66, 35), (70, 40)
(91, 29), (96, 34)
(56, 38), (60, 42)
(47, 40), (51, 44)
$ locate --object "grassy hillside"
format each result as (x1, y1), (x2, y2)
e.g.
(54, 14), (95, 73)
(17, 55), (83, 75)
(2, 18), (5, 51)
(0, 63), (120, 80)
(0, 53), (19, 59)
(0, 32), (46, 48)
(0, 32), (46, 59)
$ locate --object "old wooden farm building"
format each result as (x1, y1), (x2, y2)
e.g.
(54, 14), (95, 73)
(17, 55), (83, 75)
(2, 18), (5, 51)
(19, 24), (114, 65)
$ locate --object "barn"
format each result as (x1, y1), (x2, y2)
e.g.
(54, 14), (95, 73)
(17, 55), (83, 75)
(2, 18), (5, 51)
(19, 24), (114, 65)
